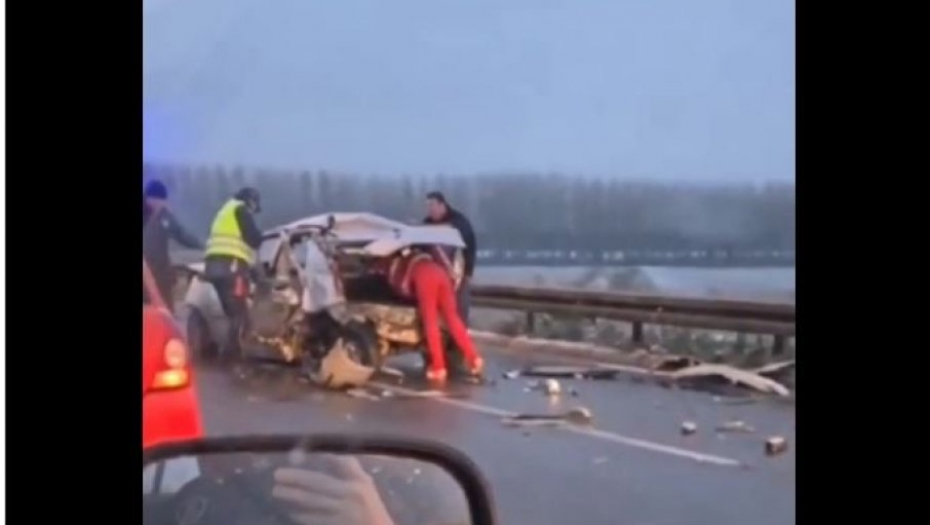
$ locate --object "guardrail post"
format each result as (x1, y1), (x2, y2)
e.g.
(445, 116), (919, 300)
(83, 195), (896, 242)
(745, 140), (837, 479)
(734, 333), (746, 354)
(772, 335), (786, 356)
(525, 311), (536, 334)
(632, 321), (644, 344)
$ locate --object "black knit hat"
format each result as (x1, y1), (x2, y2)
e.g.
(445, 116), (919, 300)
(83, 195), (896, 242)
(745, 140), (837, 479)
(144, 179), (168, 200)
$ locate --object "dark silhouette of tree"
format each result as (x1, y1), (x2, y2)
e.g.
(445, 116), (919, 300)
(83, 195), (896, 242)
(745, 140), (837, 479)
(143, 163), (795, 265)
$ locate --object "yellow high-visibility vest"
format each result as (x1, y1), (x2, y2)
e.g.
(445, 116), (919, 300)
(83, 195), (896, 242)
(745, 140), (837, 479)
(204, 199), (255, 264)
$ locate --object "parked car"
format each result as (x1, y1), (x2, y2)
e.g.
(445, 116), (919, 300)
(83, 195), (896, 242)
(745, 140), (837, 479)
(144, 257), (204, 449)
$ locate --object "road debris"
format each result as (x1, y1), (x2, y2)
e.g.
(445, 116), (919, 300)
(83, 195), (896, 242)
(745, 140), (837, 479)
(716, 420), (756, 433)
(509, 365), (620, 380)
(592, 457), (609, 465)
(502, 406), (594, 427)
(543, 379), (561, 395)
(375, 366), (405, 384)
(525, 378), (567, 397)
(374, 388), (468, 399)
(345, 388), (381, 401)
(752, 360), (796, 382)
(669, 364), (791, 397)
(628, 350), (701, 371)
(765, 436), (788, 456)
(380, 366), (404, 378)
(680, 421), (698, 435)
(310, 344), (375, 389)
(650, 355), (703, 372)
(649, 344), (669, 354)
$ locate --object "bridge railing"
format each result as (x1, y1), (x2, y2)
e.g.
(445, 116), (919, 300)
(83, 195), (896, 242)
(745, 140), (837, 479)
(470, 284), (796, 354)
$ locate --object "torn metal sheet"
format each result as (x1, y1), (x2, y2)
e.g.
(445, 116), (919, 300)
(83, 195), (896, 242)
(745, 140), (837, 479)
(669, 364), (791, 397)
(502, 407), (594, 427)
(649, 355), (704, 372)
(752, 360), (796, 382)
(374, 389), (468, 400)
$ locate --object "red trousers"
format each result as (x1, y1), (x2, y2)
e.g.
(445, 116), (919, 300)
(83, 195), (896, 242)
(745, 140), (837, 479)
(409, 260), (480, 371)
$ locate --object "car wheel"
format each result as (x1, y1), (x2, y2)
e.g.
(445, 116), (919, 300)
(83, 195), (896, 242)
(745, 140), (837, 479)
(186, 308), (218, 361)
(339, 320), (381, 369)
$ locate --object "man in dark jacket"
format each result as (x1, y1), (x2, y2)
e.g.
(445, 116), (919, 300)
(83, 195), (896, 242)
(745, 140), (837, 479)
(203, 187), (265, 358)
(143, 180), (204, 312)
(423, 191), (477, 323)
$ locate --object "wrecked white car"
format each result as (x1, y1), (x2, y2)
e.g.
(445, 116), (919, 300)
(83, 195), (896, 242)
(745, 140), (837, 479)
(177, 212), (467, 387)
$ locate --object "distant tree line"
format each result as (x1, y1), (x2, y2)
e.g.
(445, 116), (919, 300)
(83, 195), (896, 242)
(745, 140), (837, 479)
(145, 163), (795, 258)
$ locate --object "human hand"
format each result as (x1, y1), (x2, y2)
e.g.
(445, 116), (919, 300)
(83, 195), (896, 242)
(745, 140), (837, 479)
(271, 455), (396, 525)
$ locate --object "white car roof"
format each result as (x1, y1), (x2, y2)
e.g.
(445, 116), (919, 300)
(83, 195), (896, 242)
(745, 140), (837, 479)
(269, 213), (465, 256)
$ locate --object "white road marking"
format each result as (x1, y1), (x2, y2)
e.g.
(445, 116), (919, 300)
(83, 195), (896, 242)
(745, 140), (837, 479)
(371, 382), (743, 468)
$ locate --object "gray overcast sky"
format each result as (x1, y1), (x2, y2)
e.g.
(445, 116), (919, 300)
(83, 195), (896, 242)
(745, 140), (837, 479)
(143, 0), (795, 182)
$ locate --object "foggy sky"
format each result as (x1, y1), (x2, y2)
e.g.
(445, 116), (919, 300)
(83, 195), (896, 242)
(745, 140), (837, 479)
(143, 0), (795, 182)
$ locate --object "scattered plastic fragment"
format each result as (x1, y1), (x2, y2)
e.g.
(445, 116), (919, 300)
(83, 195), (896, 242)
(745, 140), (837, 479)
(543, 379), (562, 396)
(503, 370), (521, 379)
(525, 378), (564, 396)
(765, 436), (788, 456)
(681, 421), (698, 435)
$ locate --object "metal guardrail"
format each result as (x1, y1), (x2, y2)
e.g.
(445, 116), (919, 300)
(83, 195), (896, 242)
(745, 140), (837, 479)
(470, 284), (796, 354)
(170, 249), (795, 352)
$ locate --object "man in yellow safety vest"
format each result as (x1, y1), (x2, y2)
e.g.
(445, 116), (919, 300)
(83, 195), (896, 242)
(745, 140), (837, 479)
(203, 187), (264, 359)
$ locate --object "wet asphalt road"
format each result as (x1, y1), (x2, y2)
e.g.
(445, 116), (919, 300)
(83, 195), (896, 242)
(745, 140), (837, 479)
(195, 348), (795, 525)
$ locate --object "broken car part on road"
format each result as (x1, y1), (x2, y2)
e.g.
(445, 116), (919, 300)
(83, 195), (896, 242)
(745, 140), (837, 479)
(765, 436), (789, 456)
(501, 407), (594, 428)
(502, 359), (791, 398)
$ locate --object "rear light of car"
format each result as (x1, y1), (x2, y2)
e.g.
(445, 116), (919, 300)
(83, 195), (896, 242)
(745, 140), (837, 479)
(151, 338), (191, 390)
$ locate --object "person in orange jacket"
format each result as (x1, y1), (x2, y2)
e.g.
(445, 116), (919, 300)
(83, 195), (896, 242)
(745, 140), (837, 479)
(375, 246), (484, 382)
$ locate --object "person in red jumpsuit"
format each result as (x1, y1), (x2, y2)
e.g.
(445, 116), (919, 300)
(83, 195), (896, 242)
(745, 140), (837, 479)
(376, 246), (484, 382)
